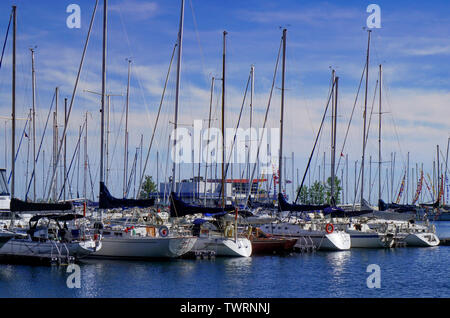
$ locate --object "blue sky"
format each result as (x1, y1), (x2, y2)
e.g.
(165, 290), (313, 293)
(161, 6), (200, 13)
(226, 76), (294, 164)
(0, 0), (449, 203)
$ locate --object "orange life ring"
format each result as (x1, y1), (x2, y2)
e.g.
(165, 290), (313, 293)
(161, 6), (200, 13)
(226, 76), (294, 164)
(325, 223), (334, 234)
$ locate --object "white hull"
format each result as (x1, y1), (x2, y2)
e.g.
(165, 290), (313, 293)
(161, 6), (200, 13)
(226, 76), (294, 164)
(91, 236), (197, 259)
(193, 237), (252, 257)
(260, 223), (351, 251)
(404, 233), (440, 247)
(0, 238), (100, 259)
(348, 232), (392, 248)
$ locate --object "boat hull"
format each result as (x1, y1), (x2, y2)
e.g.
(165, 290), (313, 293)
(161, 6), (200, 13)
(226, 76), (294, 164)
(0, 238), (101, 259)
(91, 236), (197, 259)
(260, 223), (351, 251)
(251, 238), (297, 255)
(193, 237), (252, 257)
(347, 231), (393, 248)
(404, 233), (440, 247)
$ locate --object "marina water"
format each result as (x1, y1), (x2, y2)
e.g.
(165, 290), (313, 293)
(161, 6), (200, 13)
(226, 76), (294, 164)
(1, 221), (449, 298)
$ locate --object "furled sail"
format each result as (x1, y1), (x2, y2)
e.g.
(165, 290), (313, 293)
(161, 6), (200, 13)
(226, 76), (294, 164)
(99, 182), (155, 209)
(169, 192), (234, 217)
(10, 198), (73, 212)
(278, 193), (330, 212)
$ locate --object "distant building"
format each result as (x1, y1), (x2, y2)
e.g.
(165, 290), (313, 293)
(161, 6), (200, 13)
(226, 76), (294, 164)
(158, 177), (272, 206)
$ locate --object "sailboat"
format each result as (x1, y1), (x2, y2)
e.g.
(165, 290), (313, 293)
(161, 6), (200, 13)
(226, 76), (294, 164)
(89, 0), (196, 259)
(266, 31), (351, 251)
(0, 213), (101, 263)
(178, 30), (251, 258)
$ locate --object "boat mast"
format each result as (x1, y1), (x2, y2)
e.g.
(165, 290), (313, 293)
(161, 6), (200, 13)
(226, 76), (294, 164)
(221, 30), (227, 209)
(361, 30), (371, 206)
(248, 65), (254, 188)
(171, 0), (184, 194)
(279, 28), (287, 197)
(100, 0), (107, 193)
(204, 77), (215, 206)
(437, 145), (440, 204)
(52, 87), (58, 201)
(30, 48), (37, 201)
(11, 5), (16, 199)
(84, 112), (88, 204)
(378, 64), (382, 205)
(123, 59), (131, 198)
(64, 97), (68, 201)
(331, 72), (338, 205)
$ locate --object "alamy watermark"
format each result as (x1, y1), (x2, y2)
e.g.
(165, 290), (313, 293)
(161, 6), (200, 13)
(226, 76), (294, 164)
(170, 120), (280, 169)
(66, 4), (81, 29)
(66, 264), (81, 289)
(366, 264), (381, 289)
(366, 4), (381, 29)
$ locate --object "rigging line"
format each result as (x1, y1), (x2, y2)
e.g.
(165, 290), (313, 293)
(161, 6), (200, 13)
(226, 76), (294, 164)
(218, 72), (252, 199)
(58, 120), (86, 201)
(0, 10), (12, 71)
(336, 61), (366, 173)
(188, 0), (208, 83)
(8, 118), (30, 184)
(363, 79), (379, 157)
(136, 43), (177, 199)
(46, 0), (99, 201)
(108, 95), (126, 178)
(244, 37), (283, 209)
(25, 91), (56, 199)
(294, 78), (335, 204)
(87, 155), (96, 201)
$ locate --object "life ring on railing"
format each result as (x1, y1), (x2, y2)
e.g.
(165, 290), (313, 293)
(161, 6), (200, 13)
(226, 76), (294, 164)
(325, 223), (334, 234)
(159, 226), (169, 238)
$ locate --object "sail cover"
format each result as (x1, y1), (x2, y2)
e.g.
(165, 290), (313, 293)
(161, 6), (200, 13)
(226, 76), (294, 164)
(278, 193), (330, 212)
(10, 198), (73, 212)
(169, 192), (235, 217)
(379, 199), (417, 213)
(99, 182), (155, 209)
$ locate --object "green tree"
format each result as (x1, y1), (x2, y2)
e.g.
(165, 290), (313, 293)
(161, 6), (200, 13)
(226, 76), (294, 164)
(139, 176), (157, 199)
(325, 177), (342, 204)
(296, 181), (325, 204)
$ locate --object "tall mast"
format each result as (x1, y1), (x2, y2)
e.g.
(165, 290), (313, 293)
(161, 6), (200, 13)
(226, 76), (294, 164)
(100, 0), (107, 192)
(331, 74), (339, 205)
(124, 59), (131, 198)
(437, 145), (440, 204)
(30, 48), (37, 201)
(361, 30), (371, 205)
(84, 112), (88, 203)
(203, 77), (215, 206)
(248, 65), (255, 184)
(221, 30), (227, 209)
(378, 64), (382, 205)
(53, 87), (59, 201)
(171, 0), (185, 193)
(64, 98), (68, 201)
(279, 28), (287, 196)
(11, 5), (16, 198)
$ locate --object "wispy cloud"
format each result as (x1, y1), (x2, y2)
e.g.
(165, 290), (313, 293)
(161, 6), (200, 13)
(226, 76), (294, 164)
(110, 0), (160, 21)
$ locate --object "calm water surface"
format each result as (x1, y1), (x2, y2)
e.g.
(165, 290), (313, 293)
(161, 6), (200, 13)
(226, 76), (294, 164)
(1, 221), (449, 298)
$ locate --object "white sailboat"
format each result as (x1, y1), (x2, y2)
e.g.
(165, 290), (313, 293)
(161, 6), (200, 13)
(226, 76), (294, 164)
(0, 214), (101, 261)
(91, 223), (197, 259)
(191, 219), (252, 257)
(260, 220), (351, 251)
